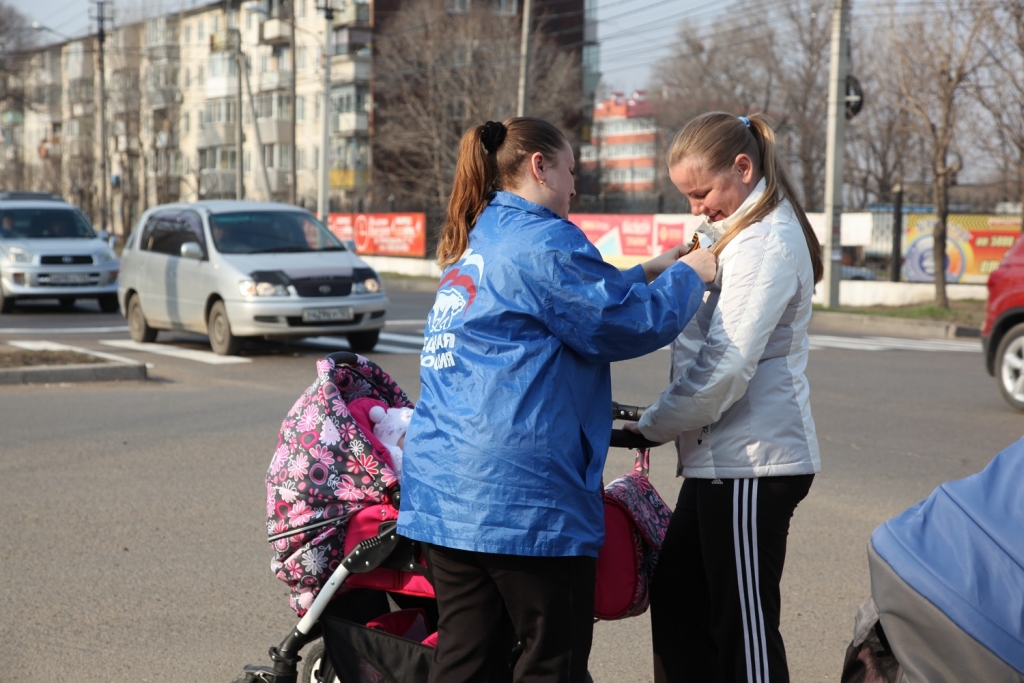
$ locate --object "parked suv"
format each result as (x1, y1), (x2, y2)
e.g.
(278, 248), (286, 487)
(0, 191), (120, 313)
(118, 201), (388, 355)
(982, 235), (1024, 410)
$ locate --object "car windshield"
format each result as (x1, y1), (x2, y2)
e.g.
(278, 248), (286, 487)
(208, 211), (345, 254)
(0, 208), (97, 239)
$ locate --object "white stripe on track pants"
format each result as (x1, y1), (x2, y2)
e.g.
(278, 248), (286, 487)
(650, 475), (814, 683)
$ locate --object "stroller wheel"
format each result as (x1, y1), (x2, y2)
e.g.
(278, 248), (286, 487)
(301, 639), (340, 683)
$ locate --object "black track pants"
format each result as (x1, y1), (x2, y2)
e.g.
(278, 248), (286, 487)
(423, 544), (596, 683)
(651, 475), (814, 683)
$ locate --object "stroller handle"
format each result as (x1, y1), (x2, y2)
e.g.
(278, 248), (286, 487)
(611, 401), (645, 421)
(610, 429), (662, 450)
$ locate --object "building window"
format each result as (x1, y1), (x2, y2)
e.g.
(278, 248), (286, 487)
(296, 96), (305, 121)
(184, 68), (190, 86)
(312, 146), (319, 170)
(183, 113), (190, 133)
(298, 0), (306, 18)
(244, 151), (251, 173)
(297, 46), (306, 70)
(184, 24), (191, 43)
(496, 0), (516, 15)
(314, 94), (321, 120)
(197, 66), (204, 85)
(228, 10), (238, 28)
(212, 15), (219, 33)
(198, 20), (205, 42)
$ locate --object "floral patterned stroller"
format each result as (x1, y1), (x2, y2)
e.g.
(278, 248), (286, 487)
(236, 353), (669, 683)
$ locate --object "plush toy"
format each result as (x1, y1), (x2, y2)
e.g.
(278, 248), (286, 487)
(368, 405), (413, 481)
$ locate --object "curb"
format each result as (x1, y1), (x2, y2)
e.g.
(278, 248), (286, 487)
(0, 361), (147, 385)
(382, 276), (439, 293)
(811, 311), (981, 340)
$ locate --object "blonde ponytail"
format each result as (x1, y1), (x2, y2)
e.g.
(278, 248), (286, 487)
(667, 112), (824, 283)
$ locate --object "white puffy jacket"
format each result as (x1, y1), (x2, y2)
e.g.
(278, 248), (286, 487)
(638, 179), (821, 479)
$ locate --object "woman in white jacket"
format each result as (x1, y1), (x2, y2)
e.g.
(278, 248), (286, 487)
(630, 112), (823, 683)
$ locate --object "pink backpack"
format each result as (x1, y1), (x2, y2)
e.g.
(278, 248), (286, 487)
(594, 450), (673, 620)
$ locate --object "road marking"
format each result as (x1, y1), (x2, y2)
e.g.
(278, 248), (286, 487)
(380, 332), (426, 345)
(100, 340), (253, 364)
(0, 325), (130, 335)
(7, 340), (145, 365)
(302, 336), (418, 355)
(808, 335), (980, 353)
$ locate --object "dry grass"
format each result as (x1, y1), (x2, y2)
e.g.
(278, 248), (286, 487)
(815, 299), (988, 327)
(0, 349), (105, 369)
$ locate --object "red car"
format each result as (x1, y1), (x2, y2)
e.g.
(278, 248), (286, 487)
(982, 237), (1024, 410)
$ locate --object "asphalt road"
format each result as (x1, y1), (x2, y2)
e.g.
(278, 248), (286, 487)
(1, 291), (1020, 683)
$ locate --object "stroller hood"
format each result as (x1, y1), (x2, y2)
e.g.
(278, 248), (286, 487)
(870, 436), (1024, 674)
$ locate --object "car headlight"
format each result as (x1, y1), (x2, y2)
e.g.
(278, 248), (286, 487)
(95, 247), (118, 263)
(6, 247), (34, 264)
(239, 280), (290, 297)
(352, 277), (381, 294)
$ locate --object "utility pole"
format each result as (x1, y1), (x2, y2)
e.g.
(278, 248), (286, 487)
(289, 0), (297, 205)
(891, 183), (904, 282)
(317, 2), (334, 221)
(91, 0), (111, 234)
(516, 0), (533, 117)
(235, 30), (244, 200)
(821, 0), (849, 308)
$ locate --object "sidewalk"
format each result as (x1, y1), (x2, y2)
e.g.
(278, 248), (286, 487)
(810, 310), (979, 340)
(380, 276), (982, 341)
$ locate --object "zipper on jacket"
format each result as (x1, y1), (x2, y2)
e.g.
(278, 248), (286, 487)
(697, 425), (710, 445)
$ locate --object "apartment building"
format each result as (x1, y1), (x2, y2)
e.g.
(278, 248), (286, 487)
(0, 0), (597, 236)
(579, 91), (659, 199)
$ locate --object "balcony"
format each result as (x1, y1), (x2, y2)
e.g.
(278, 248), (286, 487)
(2, 111), (25, 126)
(259, 70), (293, 92)
(333, 3), (370, 27)
(330, 54), (370, 84)
(71, 102), (95, 118)
(256, 117), (292, 144)
(332, 111), (368, 135)
(38, 141), (61, 159)
(147, 87), (180, 110)
(259, 18), (291, 46)
(64, 138), (94, 159)
(265, 169), (291, 194)
(198, 122), (236, 148)
(147, 44), (180, 62)
(329, 168), (367, 189)
(206, 76), (239, 101)
(200, 169), (237, 197)
(118, 135), (142, 153)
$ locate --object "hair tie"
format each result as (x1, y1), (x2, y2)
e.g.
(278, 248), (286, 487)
(738, 116), (751, 128)
(480, 121), (507, 154)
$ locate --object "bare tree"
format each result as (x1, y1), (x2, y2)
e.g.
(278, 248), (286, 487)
(771, 0), (832, 212)
(890, 0), (991, 307)
(373, 0), (581, 209)
(978, 1), (1024, 218)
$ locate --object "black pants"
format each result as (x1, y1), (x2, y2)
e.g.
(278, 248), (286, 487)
(423, 544), (596, 683)
(651, 475), (814, 683)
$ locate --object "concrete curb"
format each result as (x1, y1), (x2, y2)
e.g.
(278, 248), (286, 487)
(382, 276), (439, 293)
(0, 361), (147, 385)
(811, 311), (981, 340)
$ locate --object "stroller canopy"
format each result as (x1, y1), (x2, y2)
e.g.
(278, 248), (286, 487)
(870, 437), (1024, 674)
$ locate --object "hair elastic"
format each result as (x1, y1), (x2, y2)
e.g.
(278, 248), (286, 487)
(480, 121), (507, 154)
(738, 116), (751, 128)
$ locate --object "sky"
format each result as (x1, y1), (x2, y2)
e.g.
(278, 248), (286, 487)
(8, 0), (714, 93)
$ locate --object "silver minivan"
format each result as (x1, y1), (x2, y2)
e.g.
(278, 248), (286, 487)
(118, 201), (388, 355)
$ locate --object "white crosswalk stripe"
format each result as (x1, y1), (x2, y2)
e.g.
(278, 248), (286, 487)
(101, 340), (253, 364)
(808, 335), (980, 353)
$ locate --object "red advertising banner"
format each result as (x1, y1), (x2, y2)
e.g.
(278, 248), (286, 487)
(653, 214), (703, 254)
(327, 212), (427, 257)
(569, 214), (653, 266)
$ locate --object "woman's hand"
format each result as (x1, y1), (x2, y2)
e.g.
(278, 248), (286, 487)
(680, 247), (718, 283)
(622, 421), (642, 434)
(641, 244), (689, 282)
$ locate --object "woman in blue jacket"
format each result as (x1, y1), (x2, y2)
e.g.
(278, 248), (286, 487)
(397, 117), (717, 683)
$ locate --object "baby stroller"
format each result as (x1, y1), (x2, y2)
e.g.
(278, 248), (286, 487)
(236, 352), (668, 683)
(840, 437), (1024, 683)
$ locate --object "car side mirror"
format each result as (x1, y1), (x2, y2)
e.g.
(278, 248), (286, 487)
(180, 241), (205, 260)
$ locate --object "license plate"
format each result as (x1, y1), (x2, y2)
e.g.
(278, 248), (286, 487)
(47, 273), (92, 284)
(302, 307), (354, 322)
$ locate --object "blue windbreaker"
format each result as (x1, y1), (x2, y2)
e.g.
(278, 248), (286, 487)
(396, 191), (706, 557)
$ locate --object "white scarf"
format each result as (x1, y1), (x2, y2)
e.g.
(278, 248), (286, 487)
(695, 177), (768, 246)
